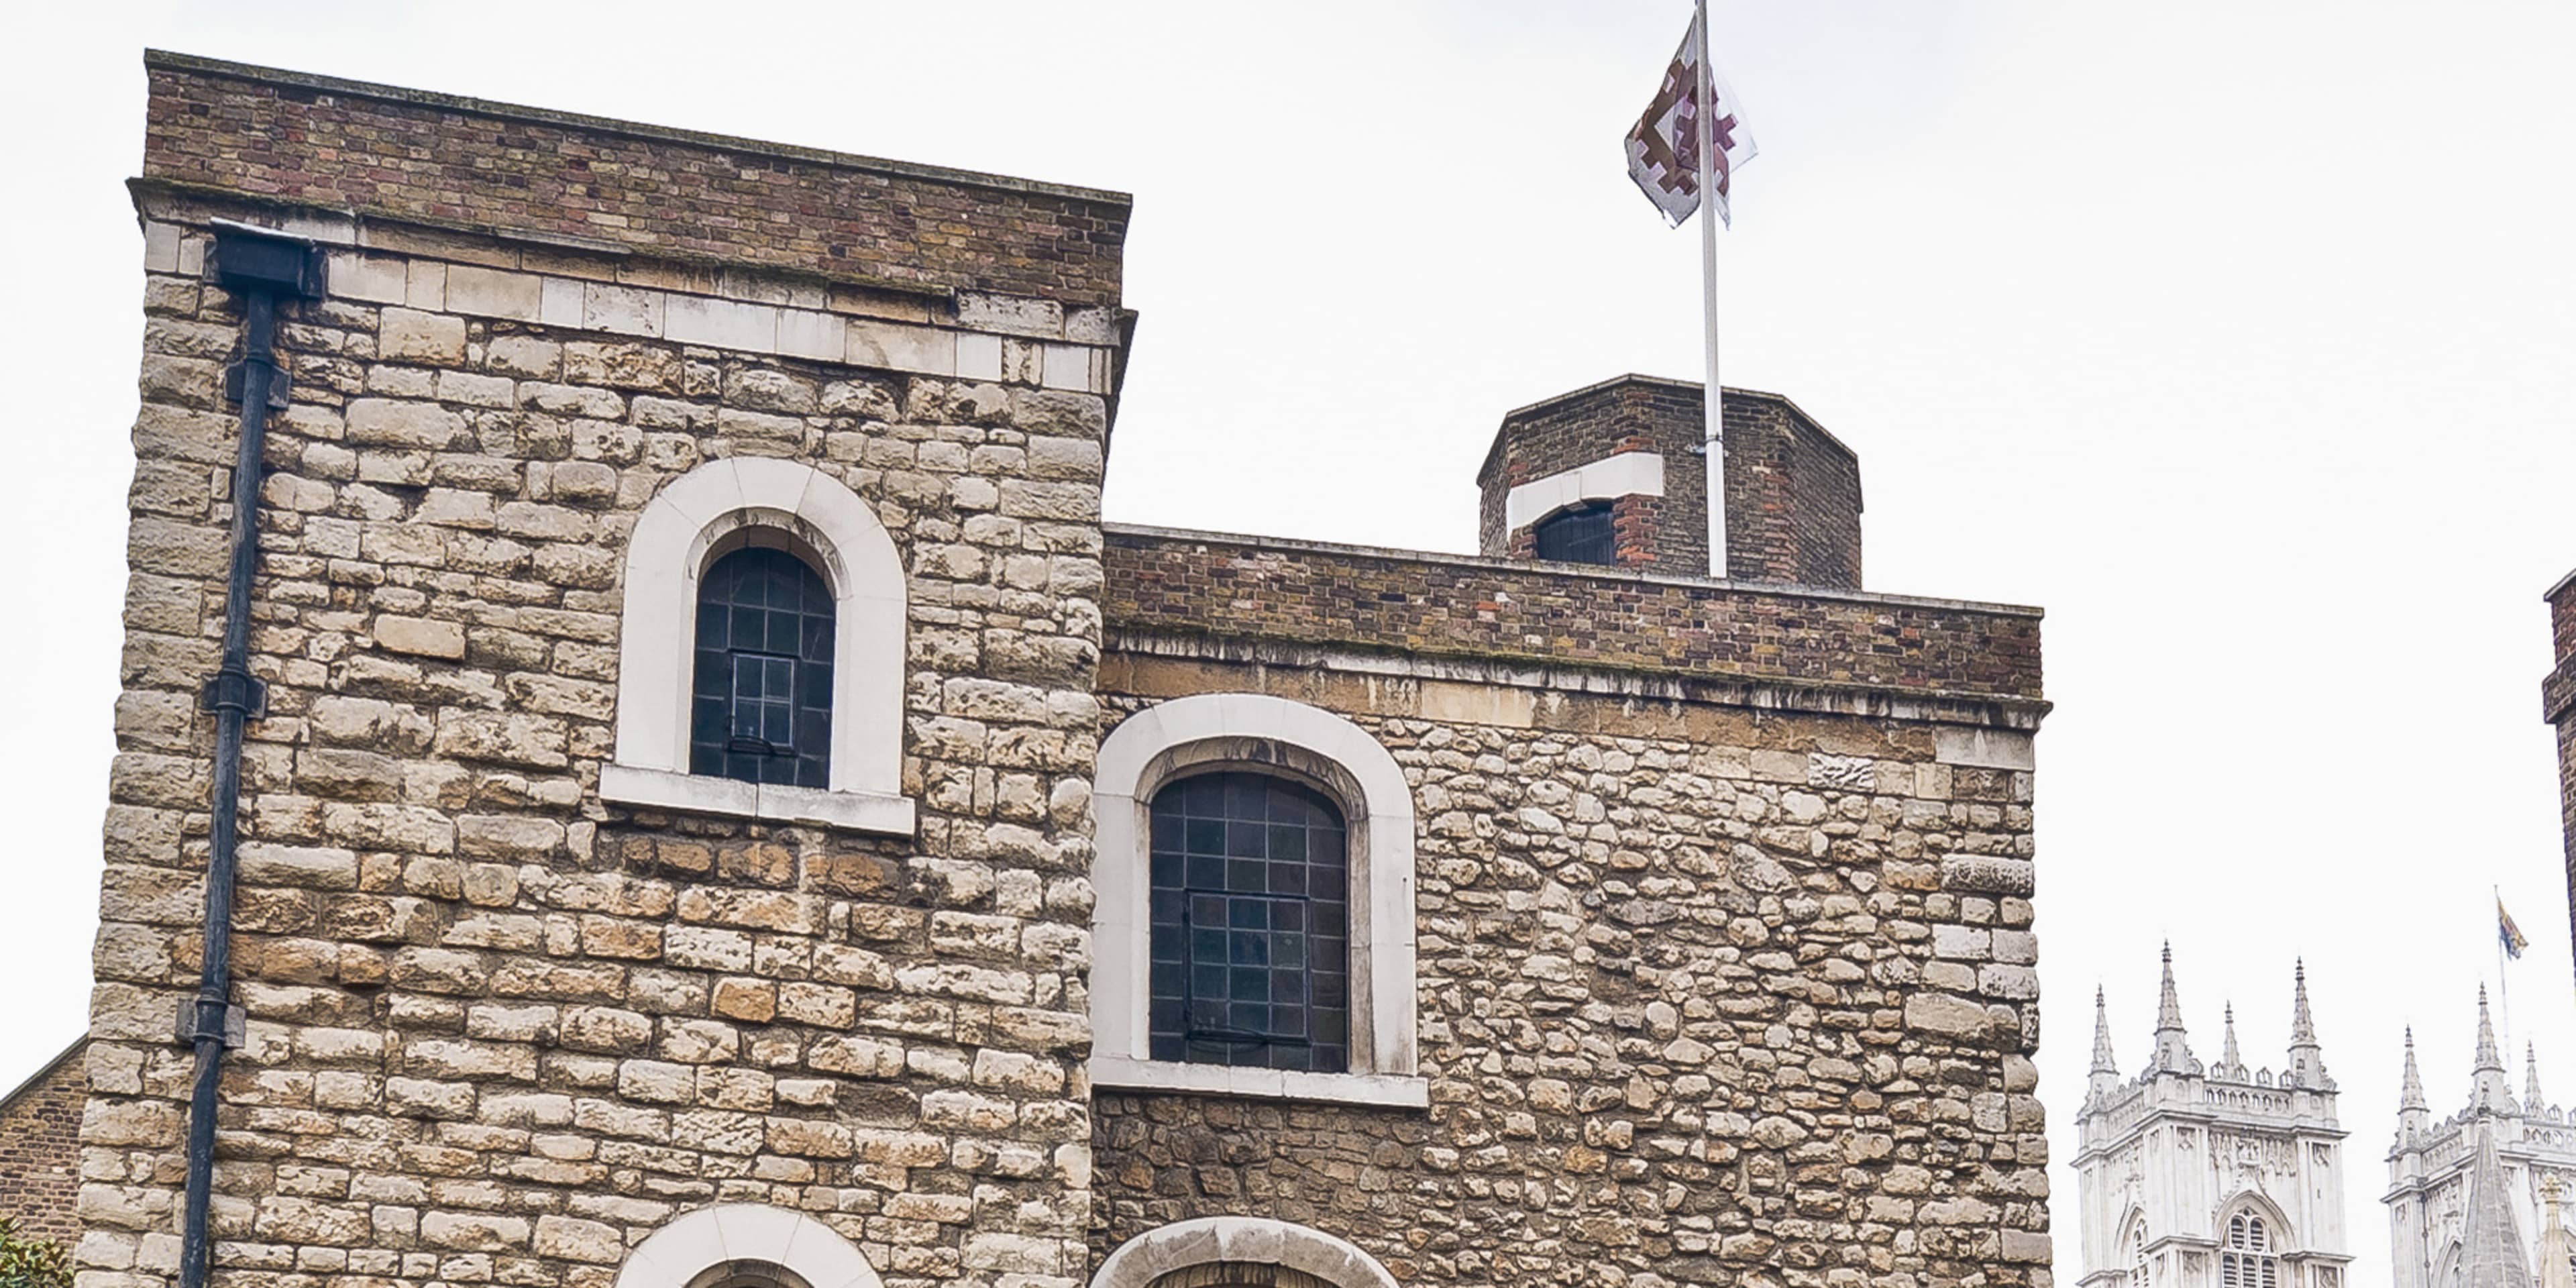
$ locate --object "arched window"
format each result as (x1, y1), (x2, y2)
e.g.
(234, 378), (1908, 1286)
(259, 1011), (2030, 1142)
(2130, 1222), (2151, 1288)
(1534, 502), (1617, 565)
(2222, 1213), (2279, 1288)
(606, 457), (911, 833)
(690, 545), (835, 788)
(1148, 772), (1350, 1072)
(1091, 692), (1421, 1106)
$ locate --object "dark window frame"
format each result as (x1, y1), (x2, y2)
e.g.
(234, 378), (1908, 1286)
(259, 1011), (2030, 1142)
(1146, 771), (1352, 1073)
(1534, 500), (1618, 565)
(689, 545), (836, 789)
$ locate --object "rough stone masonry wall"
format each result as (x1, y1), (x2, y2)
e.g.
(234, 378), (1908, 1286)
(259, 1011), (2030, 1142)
(1087, 650), (2050, 1288)
(0, 1042), (89, 1246)
(83, 179), (1114, 1288)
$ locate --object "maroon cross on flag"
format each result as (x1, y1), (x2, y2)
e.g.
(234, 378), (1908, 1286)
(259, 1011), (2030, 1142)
(1625, 9), (1757, 228)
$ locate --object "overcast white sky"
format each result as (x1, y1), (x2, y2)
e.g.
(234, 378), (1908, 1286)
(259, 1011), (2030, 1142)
(5, 2), (2573, 1283)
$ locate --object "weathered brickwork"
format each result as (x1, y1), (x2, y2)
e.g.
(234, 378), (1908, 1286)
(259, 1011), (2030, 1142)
(1722, 396), (1863, 591)
(142, 52), (1130, 307)
(0, 1041), (89, 1246)
(2547, 569), (2576, 991)
(1106, 528), (2039, 701)
(85, 52), (2054, 1288)
(1088, 649), (2049, 1288)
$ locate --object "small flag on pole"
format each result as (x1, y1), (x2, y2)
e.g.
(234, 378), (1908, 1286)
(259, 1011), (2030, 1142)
(1624, 8), (1758, 228)
(2501, 899), (2530, 959)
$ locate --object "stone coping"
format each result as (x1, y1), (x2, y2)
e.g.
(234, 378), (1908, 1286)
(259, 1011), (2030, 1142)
(1102, 522), (2041, 618)
(143, 50), (1132, 208)
(2548, 564), (2576, 604)
(1102, 629), (2052, 731)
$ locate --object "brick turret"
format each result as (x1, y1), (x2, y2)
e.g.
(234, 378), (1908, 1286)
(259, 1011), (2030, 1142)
(1474, 374), (1863, 587)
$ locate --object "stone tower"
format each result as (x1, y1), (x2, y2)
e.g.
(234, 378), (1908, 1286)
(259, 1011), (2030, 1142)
(80, 50), (2057, 1288)
(2076, 952), (2351, 1288)
(2385, 991), (2576, 1288)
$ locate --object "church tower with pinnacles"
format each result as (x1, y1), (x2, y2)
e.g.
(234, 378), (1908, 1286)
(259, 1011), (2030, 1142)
(2386, 990), (2576, 1288)
(2074, 950), (2351, 1288)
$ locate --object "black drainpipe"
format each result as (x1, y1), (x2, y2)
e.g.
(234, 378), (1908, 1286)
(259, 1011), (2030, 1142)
(178, 225), (324, 1288)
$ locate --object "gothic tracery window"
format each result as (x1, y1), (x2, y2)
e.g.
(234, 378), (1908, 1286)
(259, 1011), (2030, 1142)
(1147, 772), (1352, 1072)
(2221, 1214), (2279, 1288)
(2130, 1223), (2151, 1288)
(690, 545), (835, 788)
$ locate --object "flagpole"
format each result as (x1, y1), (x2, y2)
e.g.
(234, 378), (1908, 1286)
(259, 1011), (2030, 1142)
(1694, 0), (1727, 579)
(2498, 885), (2516, 1055)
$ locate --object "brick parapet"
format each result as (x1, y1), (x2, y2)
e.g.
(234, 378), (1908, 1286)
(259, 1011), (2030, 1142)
(1104, 524), (2042, 704)
(0, 1039), (87, 1247)
(140, 52), (1131, 307)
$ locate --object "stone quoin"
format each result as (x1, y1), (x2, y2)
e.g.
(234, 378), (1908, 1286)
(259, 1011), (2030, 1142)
(68, 50), (2053, 1288)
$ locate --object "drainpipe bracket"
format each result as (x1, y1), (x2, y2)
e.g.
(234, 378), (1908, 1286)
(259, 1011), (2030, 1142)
(199, 668), (268, 720)
(222, 360), (292, 409)
(174, 998), (246, 1051)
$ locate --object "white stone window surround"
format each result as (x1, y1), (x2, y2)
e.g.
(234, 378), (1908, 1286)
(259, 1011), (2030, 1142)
(616, 1203), (881, 1288)
(1503, 449), (1666, 531)
(602, 457), (915, 835)
(1092, 693), (1424, 1109)
(1093, 1218), (1403, 1288)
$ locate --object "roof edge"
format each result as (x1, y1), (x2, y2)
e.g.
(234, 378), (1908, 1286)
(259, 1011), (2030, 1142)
(1103, 521), (2043, 619)
(1479, 375), (1858, 481)
(143, 50), (1134, 209)
(2546, 565), (2576, 604)
(0, 1036), (86, 1119)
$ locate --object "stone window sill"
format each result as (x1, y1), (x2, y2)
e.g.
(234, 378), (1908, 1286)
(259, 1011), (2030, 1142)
(1089, 1055), (1430, 1108)
(600, 763), (917, 835)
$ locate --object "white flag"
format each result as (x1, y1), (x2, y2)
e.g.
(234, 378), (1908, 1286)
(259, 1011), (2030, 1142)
(1624, 10), (1758, 228)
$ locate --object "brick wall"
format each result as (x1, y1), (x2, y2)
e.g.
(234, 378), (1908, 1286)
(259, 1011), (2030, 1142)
(0, 1041), (86, 1246)
(1106, 527), (2041, 702)
(1724, 394), (1864, 590)
(2548, 569), (2576, 991)
(141, 52), (1130, 307)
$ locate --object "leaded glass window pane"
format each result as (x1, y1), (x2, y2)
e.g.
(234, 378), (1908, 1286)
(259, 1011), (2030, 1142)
(1146, 772), (1350, 1072)
(1536, 502), (1617, 565)
(690, 546), (834, 788)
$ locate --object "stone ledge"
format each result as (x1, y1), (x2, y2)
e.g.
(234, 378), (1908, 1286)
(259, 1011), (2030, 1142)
(599, 764), (916, 836)
(139, 205), (1118, 391)
(1090, 1057), (1431, 1109)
